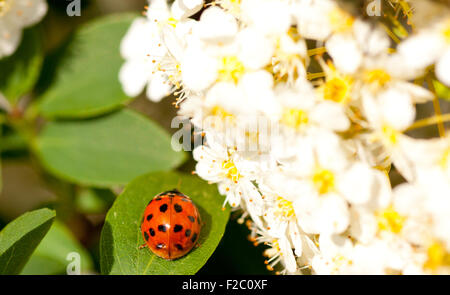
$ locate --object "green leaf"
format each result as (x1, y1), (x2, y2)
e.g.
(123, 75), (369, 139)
(433, 79), (450, 101)
(0, 208), (55, 274)
(100, 171), (230, 275)
(35, 109), (186, 187)
(21, 221), (93, 275)
(37, 14), (137, 119)
(75, 188), (116, 214)
(0, 27), (43, 104)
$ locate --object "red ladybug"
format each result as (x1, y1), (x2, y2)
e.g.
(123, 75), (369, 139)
(140, 189), (201, 260)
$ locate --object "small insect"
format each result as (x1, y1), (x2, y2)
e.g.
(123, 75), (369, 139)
(140, 189), (202, 260)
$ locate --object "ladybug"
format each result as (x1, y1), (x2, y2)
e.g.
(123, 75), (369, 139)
(140, 189), (201, 260)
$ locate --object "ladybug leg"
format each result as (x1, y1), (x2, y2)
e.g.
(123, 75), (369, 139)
(139, 243), (147, 250)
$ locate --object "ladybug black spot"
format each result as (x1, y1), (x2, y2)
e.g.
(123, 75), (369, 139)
(191, 233), (198, 243)
(188, 215), (195, 223)
(197, 217), (201, 225)
(185, 229), (191, 237)
(175, 244), (183, 251)
(174, 203), (183, 213)
(146, 214), (153, 221)
(158, 224), (167, 232)
(149, 228), (155, 236)
(156, 243), (165, 249)
(174, 224), (183, 232)
(159, 204), (168, 213)
(144, 231), (149, 241)
(155, 197), (162, 201)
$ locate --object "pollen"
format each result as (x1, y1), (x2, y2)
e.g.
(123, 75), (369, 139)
(167, 16), (178, 28)
(211, 106), (233, 120)
(222, 159), (241, 182)
(329, 8), (355, 33)
(443, 21), (450, 44)
(275, 196), (296, 219)
(312, 168), (335, 195)
(363, 69), (391, 88)
(376, 205), (405, 234)
(381, 125), (399, 146)
(424, 241), (450, 271)
(272, 239), (281, 252)
(322, 75), (352, 104)
(281, 108), (309, 130)
(0, 0), (11, 17)
(439, 148), (450, 171)
(218, 56), (246, 83)
(332, 255), (349, 269)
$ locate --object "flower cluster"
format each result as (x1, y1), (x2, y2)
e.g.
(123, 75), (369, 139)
(120, 0), (450, 274)
(0, 0), (48, 58)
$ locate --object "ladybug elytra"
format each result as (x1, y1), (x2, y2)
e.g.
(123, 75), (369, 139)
(140, 189), (201, 260)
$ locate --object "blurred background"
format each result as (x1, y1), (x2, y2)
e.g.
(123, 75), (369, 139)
(0, 0), (270, 275)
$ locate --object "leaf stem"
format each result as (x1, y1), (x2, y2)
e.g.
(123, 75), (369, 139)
(426, 75), (446, 137)
(407, 113), (450, 132)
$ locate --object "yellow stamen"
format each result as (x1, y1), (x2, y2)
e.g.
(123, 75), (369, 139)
(381, 125), (399, 146)
(211, 106), (233, 120)
(167, 16), (178, 28)
(376, 206), (405, 234)
(218, 56), (245, 83)
(424, 242), (450, 271)
(272, 239), (281, 252)
(281, 109), (309, 129)
(275, 197), (296, 219)
(443, 21), (450, 44)
(332, 255), (352, 272)
(0, 0), (11, 17)
(329, 8), (354, 33)
(312, 168), (335, 195)
(222, 159), (240, 182)
(424, 241), (450, 271)
(440, 148), (450, 171)
(323, 76), (352, 103)
(364, 69), (391, 88)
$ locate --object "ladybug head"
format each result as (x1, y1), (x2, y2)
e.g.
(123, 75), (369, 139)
(158, 188), (187, 197)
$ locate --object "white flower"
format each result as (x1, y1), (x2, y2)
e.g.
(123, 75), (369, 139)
(361, 88), (425, 181)
(400, 135), (450, 184)
(274, 78), (350, 134)
(398, 17), (450, 86)
(119, 0), (199, 102)
(123, 0), (450, 275)
(240, 0), (292, 36)
(119, 17), (171, 101)
(258, 171), (317, 259)
(180, 9), (274, 92)
(312, 234), (413, 275)
(193, 134), (264, 225)
(285, 132), (351, 235)
(326, 19), (390, 75)
(0, 0), (47, 58)
(293, 0), (355, 41)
